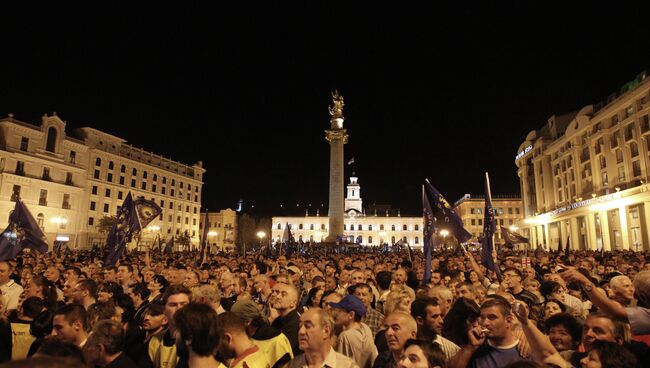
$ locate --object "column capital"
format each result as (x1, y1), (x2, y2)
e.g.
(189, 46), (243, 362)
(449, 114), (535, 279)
(325, 129), (349, 143)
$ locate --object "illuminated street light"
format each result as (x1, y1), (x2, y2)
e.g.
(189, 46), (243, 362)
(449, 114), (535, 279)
(510, 225), (518, 232)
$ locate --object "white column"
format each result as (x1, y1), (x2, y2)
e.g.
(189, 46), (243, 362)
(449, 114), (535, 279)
(543, 223), (550, 249)
(586, 213), (598, 251)
(619, 205), (630, 250)
(599, 211), (612, 251)
(325, 127), (348, 242)
(569, 217), (580, 250)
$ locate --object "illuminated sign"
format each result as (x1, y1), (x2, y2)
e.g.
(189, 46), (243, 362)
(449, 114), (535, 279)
(56, 235), (70, 241)
(515, 145), (533, 160)
(546, 192), (622, 217)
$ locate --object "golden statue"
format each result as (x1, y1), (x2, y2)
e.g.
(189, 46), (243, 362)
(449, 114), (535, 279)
(328, 90), (345, 119)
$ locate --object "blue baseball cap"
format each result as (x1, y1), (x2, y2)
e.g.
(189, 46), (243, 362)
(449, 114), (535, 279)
(329, 294), (367, 317)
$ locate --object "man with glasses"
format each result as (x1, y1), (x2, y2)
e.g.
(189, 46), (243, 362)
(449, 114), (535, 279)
(502, 268), (539, 309)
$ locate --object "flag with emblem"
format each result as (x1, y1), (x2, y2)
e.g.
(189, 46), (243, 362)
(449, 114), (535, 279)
(422, 184), (437, 284)
(197, 209), (210, 266)
(424, 179), (472, 243)
(500, 226), (529, 246)
(104, 193), (162, 266)
(480, 172), (501, 281)
(0, 200), (49, 261)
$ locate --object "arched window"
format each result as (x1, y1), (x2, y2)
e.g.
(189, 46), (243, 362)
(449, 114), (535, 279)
(415, 237), (419, 244)
(46, 127), (57, 152)
(415, 224), (419, 231)
(403, 224), (407, 231)
(108, 161), (114, 170)
(95, 157), (101, 166)
(299, 224), (303, 230)
(357, 224), (362, 230)
(121, 165), (126, 173)
(391, 225), (396, 231)
(310, 224), (314, 230)
(37, 213), (44, 229)
(277, 223), (281, 230)
(391, 236), (396, 244)
(369, 224), (373, 231)
(153, 174), (158, 181)
(368, 236), (373, 243)
(143, 171), (148, 179)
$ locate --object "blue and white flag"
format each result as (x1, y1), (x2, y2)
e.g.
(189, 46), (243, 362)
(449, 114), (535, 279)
(0, 200), (49, 260)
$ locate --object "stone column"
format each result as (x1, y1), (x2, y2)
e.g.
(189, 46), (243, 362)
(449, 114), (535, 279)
(325, 123), (348, 242)
(599, 211), (612, 251)
(569, 217), (581, 250)
(619, 205), (630, 250)
(586, 213), (598, 250)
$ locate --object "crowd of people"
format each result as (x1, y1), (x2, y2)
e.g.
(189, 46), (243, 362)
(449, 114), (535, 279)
(1, 245), (650, 368)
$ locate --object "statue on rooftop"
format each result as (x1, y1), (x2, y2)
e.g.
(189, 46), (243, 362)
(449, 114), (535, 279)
(328, 90), (345, 119)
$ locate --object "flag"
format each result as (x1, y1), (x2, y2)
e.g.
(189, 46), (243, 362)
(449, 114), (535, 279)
(0, 200), (49, 261)
(480, 173), (501, 281)
(163, 236), (174, 254)
(104, 193), (162, 266)
(347, 157), (355, 165)
(424, 179), (472, 243)
(564, 236), (570, 253)
(406, 242), (413, 262)
(422, 185), (437, 284)
(500, 226), (529, 245)
(197, 209), (210, 266)
(282, 222), (294, 244)
(534, 243), (545, 258)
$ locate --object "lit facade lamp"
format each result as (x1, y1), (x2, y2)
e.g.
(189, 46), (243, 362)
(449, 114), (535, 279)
(440, 229), (449, 249)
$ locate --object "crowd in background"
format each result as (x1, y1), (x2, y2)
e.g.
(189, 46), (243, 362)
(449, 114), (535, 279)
(1, 245), (650, 368)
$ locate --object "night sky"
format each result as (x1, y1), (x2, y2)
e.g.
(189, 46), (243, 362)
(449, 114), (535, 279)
(2, 4), (650, 217)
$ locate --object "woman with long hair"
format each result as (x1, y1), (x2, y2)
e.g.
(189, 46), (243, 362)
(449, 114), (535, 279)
(397, 339), (446, 368)
(23, 275), (58, 311)
(147, 275), (168, 303)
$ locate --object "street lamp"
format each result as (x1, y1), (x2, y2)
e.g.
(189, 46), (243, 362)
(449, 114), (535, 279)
(440, 229), (449, 249)
(51, 217), (68, 252)
(146, 225), (160, 250)
(510, 225), (518, 232)
(207, 230), (217, 253)
(256, 231), (266, 255)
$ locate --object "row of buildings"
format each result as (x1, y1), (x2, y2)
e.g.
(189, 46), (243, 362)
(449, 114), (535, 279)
(0, 113), (235, 251)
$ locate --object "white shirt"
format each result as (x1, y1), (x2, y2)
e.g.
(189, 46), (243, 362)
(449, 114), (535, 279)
(0, 279), (24, 312)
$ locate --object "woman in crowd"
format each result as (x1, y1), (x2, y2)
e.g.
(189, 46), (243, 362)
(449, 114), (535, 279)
(398, 339), (446, 368)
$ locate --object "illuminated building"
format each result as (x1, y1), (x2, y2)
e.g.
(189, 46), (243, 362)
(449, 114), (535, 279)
(516, 71), (650, 251)
(0, 113), (205, 250)
(198, 208), (237, 253)
(454, 194), (524, 244)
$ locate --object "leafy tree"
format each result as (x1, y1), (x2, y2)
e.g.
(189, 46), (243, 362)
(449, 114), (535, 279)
(96, 215), (117, 234)
(175, 231), (192, 252)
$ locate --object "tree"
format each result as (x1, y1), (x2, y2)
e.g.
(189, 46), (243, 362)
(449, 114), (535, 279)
(96, 215), (117, 234)
(175, 231), (192, 252)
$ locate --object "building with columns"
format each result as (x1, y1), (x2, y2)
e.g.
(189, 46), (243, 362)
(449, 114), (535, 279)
(516, 70), (650, 251)
(454, 194), (524, 244)
(0, 113), (206, 250)
(198, 208), (237, 253)
(272, 174), (424, 247)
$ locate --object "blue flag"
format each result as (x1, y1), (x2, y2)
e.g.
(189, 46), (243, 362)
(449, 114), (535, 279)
(422, 185), (437, 284)
(424, 179), (472, 243)
(500, 226), (529, 245)
(104, 193), (162, 266)
(0, 200), (49, 261)
(481, 173), (501, 281)
(197, 209), (210, 266)
(282, 222), (294, 244)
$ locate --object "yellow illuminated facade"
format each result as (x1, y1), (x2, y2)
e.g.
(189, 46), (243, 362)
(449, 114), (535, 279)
(516, 71), (650, 251)
(454, 194), (524, 244)
(0, 113), (205, 250)
(198, 208), (237, 252)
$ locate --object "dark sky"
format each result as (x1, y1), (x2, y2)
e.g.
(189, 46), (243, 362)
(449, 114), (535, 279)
(2, 3), (650, 217)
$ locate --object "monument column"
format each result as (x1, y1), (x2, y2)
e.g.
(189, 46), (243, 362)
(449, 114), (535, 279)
(325, 90), (348, 242)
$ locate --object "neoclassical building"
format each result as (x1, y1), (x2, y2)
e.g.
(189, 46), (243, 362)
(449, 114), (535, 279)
(0, 113), (206, 250)
(272, 175), (424, 247)
(198, 208), (238, 253)
(454, 194), (524, 244)
(516, 70), (650, 251)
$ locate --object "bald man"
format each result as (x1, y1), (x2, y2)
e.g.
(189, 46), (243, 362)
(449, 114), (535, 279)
(271, 282), (301, 355)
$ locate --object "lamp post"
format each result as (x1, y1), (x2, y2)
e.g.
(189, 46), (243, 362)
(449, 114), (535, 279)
(51, 216), (68, 252)
(440, 229), (449, 249)
(208, 231), (217, 253)
(256, 231), (266, 255)
(146, 225), (160, 251)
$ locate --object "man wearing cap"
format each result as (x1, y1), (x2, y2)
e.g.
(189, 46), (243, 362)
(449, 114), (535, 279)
(329, 295), (378, 368)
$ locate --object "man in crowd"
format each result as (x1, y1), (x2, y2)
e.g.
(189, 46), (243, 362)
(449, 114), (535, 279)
(83, 319), (138, 367)
(0, 261), (23, 314)
(216, 311), (271, 368)
(148, 284), (191, 368)
(270, 282), (301, 355)
(174, 302), (223, 368)
(373, 311), (417, 368)
(51, 304), (90, 348)
(410, 297), (459, 360)
(329, 294), (377, 368)
(288, 308), (358, 368)
(72, 279), (98, 310)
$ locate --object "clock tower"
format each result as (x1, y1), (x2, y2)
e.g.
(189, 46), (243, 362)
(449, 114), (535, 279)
(345, 174), (362, 215)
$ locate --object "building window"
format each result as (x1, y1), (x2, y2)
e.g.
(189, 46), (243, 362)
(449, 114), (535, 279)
(471, 219), (476, 226)
(169, 202), (173, 209)
(39, 189), (47, 206)
(20, 137), (29, 151)
(631, 142), (639, 157)
(152, 184), (157, 192)
(90, 201), (96, 211)
(391, 236), (395, 244)
(321, 224), (325, 230)
(108, 161), (114, 170)
(45, 127), (57, 152)
(88, 217), (94, 226)
(508, 208), (513, 214)
(105, 188), (111, 197)
(95, 157), (101, 166)
(343, 224), (347, 230)
(10, 185), (20, 202)
(118, 191), (123, 200)
(153, 174), (158, 181)
(415, 236), (419, 244)
(92, 186), (98, 195)
(162, 177), (167, 184)
(380, 224), (384, 231)
(131, 179), (136, 187)
(16, 161), (25, 176)
(515, 208), (520, 214)
(477, 208), (482, 215)
(180, 182), (184, 189)
(62, 194), (70, 209)
(478, 219), (483, 225)
(141, 182), (147, 190)
(470, 208), (475, 214)
(277, 223), (281, 230)
(414, 224), (419, 231)
(368, 224), (373, 231)
(177, 216), (181, 223)
(119, 176), (125, 185)
(310, 224), (314, 230)
(391, 225), (396, 231)
(132, 168), (137, 176)
(402, 224), (407, 231)
(162, 187), (166, 195)
(633, 160), (641, 177)
(185, 217), (189, 225)
(618, 166), (626, 182)
(107, 173), (113, 182)
(42, 167), (51, 181)
(93, 169), (100, 179)
(616, 150), (624, 164)
(121, 165), (126, 173)
(171, 179), (175, 186)
(103, 203), (109, 213)
(171, 189), (175, 197)
(143, 171), (148, 179)
(69, 151), (76, 164)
